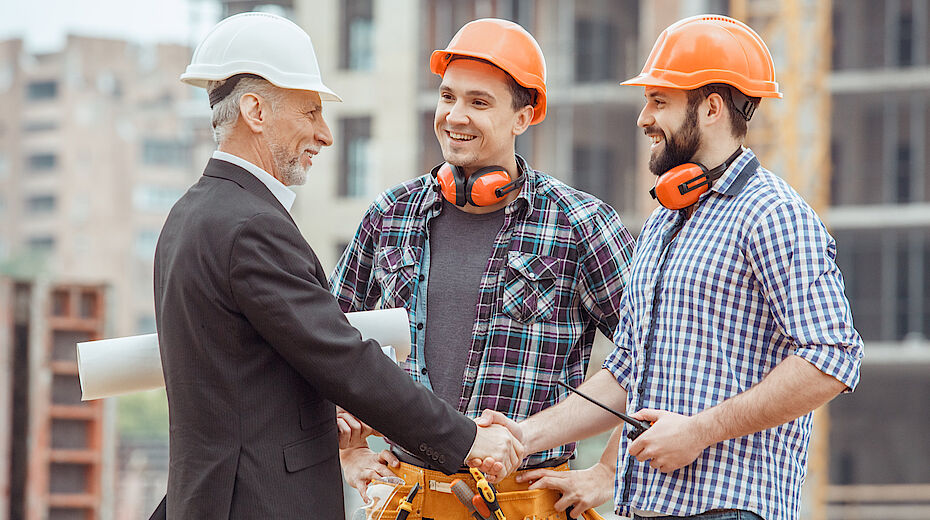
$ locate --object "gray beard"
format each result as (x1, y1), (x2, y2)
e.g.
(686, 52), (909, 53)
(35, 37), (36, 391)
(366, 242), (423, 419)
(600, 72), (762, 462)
(270, 143), (309, 186)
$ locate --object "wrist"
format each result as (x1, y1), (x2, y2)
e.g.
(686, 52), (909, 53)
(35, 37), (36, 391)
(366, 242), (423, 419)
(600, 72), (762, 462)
(689, 410), (721, 448)
(517, 419), (537, 455)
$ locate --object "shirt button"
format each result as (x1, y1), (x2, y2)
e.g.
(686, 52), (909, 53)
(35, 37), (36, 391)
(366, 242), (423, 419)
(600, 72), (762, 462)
(419, 274), (425, 282)
(417, 322), (424, 330)
(421, 367), (428, 375)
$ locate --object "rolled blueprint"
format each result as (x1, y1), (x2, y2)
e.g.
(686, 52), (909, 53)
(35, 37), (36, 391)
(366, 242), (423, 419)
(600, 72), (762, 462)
(77, 307), (412, 400)
(77, 333), (163, 401)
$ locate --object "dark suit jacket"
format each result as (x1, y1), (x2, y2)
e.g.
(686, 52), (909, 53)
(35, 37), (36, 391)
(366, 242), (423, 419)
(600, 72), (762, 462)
(154, 158), (476, 519)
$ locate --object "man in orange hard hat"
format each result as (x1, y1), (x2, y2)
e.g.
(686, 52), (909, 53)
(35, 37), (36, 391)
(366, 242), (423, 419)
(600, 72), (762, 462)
(477, 14), (863, 520)
(330, 18), (635, 520)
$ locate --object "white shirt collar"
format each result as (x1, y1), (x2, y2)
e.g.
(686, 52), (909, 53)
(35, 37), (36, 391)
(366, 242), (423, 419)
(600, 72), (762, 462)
(211, 150), (296, 212)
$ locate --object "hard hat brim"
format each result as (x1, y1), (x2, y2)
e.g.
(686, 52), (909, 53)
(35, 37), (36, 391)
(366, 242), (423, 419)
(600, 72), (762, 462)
(180, 68), (342, 103)
(620, 71), (783, 99)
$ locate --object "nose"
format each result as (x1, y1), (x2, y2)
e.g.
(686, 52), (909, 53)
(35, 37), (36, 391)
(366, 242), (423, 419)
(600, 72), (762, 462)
(636, 104), (652, 129)
(445, 99), (469, 126)
(316, 114), (334, 147)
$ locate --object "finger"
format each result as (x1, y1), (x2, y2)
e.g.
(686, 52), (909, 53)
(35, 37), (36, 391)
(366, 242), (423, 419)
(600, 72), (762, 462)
(568, 504), (584, 519)
(528, 476), (563, 492)
(336, 419), (351, 448)
(515, 468), (555, 483)
(378, 449), (400, 468)
(474, 457), (495, 473)
(631, 408), (662, 422)
(553, 493), (574, 512)
(627, 439), (642, 458)
(474, 409), (495, 427)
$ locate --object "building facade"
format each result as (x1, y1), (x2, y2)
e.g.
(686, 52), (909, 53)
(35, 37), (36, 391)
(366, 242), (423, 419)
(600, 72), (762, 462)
(0, 35), (213, 338)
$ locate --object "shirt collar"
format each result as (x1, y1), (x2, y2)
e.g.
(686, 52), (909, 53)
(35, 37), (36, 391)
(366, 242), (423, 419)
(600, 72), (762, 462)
(710, 147), (760, 197)
(212, 150), (296, 212)
(419, 155), (534, 219)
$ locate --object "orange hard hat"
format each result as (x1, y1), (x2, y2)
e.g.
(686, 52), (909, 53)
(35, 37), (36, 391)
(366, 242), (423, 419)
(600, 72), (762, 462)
(621, 14), (782, 99)
(430, 18), (548, 125)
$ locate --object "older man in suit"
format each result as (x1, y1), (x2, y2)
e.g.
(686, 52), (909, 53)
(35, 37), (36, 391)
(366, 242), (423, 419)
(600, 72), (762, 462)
(152, 13), (522, 519)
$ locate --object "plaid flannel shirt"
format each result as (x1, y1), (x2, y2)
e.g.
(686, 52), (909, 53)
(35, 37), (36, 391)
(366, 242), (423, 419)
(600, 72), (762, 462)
(330, 159), (634, 467)
(604, 148), (863, 520)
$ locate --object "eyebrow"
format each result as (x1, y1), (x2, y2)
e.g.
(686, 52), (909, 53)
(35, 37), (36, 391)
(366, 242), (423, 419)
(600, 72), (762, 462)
(439, 85), (497, 101)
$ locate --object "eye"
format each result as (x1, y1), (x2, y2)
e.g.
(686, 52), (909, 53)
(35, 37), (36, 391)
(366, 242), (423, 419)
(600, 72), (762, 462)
(440, 92), (454, 102)
(473, 99), (488, 107)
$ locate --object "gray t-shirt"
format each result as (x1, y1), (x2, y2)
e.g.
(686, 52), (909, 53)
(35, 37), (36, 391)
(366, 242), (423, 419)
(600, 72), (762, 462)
(424, 199), (505, 408)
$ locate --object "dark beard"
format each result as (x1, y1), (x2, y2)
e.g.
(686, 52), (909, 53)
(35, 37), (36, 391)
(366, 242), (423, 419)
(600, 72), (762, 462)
(648, 103), (701, 176)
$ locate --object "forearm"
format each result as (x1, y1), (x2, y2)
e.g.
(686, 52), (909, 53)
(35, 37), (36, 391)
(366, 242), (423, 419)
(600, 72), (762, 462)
(693, 354), (847, 445)
(522, 369), (627, 454)
(597, 427), (622, 468)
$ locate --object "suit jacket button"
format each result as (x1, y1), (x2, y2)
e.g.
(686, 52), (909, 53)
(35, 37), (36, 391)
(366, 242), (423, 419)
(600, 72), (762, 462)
(419, 443), (427, 452)
(438, 455), (445, 465)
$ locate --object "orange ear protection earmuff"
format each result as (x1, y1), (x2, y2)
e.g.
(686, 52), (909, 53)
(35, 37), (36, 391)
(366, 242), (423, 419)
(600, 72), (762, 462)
(650, 148), (743, 210)
(432, 162), (525, 207)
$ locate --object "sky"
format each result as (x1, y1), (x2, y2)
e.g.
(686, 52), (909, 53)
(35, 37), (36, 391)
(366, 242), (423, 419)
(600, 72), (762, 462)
(0, 0), (223, 53)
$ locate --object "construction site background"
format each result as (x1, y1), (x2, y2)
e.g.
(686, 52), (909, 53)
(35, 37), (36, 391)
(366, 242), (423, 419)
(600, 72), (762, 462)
(1, 0), (928, 519)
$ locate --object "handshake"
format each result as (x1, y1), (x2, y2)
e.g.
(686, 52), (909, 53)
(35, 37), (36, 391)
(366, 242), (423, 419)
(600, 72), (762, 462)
(465, 410), (524, 482)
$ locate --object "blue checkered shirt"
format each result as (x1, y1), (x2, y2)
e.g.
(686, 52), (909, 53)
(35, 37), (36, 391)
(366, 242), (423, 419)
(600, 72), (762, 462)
(603, 148), (863, 520)
(331, 160), (635, 467)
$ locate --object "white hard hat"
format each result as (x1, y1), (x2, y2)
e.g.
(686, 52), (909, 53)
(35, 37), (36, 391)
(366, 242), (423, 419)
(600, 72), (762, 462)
(181, 12), (341, 104)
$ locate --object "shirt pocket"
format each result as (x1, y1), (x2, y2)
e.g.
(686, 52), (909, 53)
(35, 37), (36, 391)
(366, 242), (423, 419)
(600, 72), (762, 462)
(501, 252), (559, 324)
(374, 246), (420, 306)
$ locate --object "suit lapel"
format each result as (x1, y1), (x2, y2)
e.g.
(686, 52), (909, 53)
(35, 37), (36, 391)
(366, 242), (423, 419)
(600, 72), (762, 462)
(202, 158), (298, 227)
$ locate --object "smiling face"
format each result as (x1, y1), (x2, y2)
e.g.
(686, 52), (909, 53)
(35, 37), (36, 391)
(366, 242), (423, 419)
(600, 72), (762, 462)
(265, 88), (333, 186)
(637, 86), (703, 176)
(433, 58), (532, 175)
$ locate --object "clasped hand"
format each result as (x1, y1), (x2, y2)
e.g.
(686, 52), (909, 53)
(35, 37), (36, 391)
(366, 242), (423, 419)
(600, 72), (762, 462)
(466, 415), (525, 482)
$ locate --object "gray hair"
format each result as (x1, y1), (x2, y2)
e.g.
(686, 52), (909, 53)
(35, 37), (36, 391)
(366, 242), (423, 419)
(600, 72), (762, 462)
(208, 76), (284, 145)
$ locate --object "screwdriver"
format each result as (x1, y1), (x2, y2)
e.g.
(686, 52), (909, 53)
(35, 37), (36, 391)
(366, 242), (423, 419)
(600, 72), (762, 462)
(556, 381), (650, 440)
(451, 479), (489, 520)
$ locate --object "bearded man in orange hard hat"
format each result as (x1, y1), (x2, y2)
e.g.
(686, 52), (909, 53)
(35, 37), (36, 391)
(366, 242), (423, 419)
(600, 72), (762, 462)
(330, 18), (636, 520)
(476, 14), (863, 520)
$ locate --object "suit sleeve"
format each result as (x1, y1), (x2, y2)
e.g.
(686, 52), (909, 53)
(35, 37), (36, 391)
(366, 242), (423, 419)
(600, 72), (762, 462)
(229, 212), (475, 473)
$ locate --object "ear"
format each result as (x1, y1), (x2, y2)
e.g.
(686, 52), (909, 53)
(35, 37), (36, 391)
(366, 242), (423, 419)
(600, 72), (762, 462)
(702, 92), (726, 127)
(238, 92), (268, 134)
(512, 104), (534, 136)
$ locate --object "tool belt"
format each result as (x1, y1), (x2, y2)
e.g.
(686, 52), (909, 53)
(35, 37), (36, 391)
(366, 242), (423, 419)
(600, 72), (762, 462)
(364, 461), (606, 520)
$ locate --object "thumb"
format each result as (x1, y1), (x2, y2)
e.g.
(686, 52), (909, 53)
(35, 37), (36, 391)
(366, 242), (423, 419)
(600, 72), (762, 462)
(632, 408), (662, 422)
(475, 409), (511, 427)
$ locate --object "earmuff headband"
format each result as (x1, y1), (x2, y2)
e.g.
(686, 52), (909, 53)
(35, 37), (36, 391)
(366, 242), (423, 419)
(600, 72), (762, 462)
(433, 157), (527, 207)
(650, 148), (743, 210)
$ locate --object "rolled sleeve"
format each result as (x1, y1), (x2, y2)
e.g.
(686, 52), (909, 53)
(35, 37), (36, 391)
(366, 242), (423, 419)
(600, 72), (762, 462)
(603, 293), (635, 391)
(745, 200), (863, 391)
